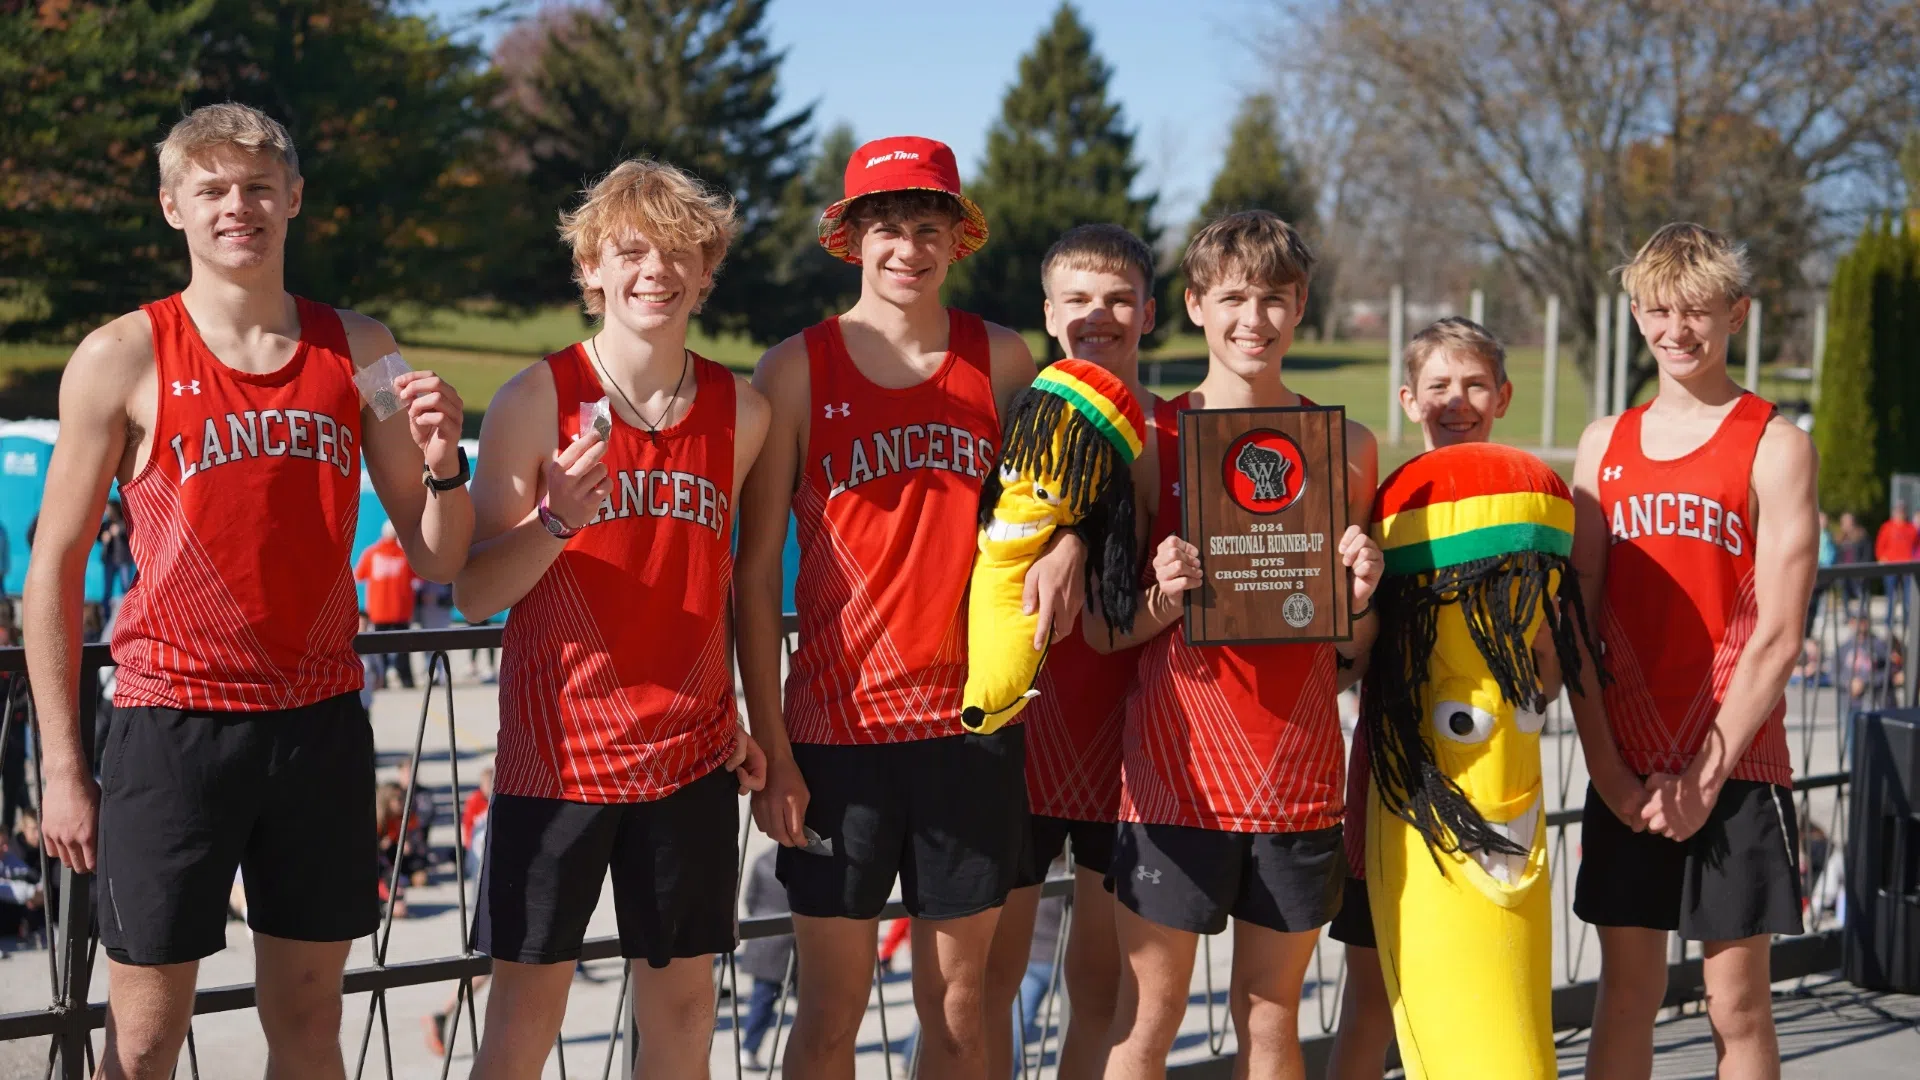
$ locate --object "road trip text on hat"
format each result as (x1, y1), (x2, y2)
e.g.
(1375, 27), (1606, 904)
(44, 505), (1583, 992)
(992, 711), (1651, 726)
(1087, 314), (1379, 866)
(817, 135), (989, 265)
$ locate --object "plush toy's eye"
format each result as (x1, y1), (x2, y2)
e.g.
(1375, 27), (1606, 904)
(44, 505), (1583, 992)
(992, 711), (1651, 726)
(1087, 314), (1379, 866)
(1433, 700), (1495, 744)
(1000, 462), (1019, 483)
(1513, 705), (1547, 734)
(1034, 485), (1062, 506)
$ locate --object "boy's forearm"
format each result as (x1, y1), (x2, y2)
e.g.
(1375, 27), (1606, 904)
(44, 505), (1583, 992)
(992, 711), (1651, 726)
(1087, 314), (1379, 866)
(406, 487), (475, 582)
(735, 569), (792, 759)
(1687, 626), (1799, 790)
(23, 560), (88, 778)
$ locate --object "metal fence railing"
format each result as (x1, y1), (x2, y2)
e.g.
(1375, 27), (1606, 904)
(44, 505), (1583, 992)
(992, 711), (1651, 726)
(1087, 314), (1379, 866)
(0, 562), (1912, 1079)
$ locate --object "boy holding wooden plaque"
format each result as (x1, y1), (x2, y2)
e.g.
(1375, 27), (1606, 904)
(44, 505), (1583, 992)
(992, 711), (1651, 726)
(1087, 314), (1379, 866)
(1089, 210), (1383, 1080)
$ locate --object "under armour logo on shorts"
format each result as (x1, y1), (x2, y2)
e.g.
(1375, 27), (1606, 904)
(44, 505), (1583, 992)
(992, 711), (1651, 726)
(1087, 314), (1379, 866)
(171, 380), (201, 396)
(1602, 465), (1624, 481)
(1134, 866), (1162, 885)
(823, 402), (851, 419)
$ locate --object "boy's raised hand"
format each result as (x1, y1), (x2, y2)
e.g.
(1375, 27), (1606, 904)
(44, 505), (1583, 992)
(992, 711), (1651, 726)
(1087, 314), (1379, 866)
(1339, 525), (1384, 609)
(1153, 535), (1203, 596)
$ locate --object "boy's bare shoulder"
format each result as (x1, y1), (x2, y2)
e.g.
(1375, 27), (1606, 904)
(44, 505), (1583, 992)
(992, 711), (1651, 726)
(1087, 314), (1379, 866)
(333, 308), (400, 369)
(68, 310), (157, 381)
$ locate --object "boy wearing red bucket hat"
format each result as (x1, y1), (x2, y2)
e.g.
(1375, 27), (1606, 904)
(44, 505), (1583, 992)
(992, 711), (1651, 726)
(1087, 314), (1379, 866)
(736, 136), (1088, 1077)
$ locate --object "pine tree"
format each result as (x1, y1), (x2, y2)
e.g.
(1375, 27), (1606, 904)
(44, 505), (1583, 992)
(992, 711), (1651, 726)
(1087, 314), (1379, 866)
(1815, 216), (1920, 520)
(502, 0), (814, 342)
(759, 123), (861, 333)
(948, 3), (1159, 344)
(1188, 93), (1324, 329)
(189, 0), (503, 315)
(1196, 95), (1315, 226)
(0, 1), (212, 339)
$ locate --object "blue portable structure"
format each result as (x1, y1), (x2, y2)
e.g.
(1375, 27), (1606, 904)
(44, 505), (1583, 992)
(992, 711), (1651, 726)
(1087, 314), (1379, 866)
(0, 420), (109, 602)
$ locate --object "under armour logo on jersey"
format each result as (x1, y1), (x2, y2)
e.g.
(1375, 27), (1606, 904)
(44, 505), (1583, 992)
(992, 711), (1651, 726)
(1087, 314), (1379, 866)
(823, 402), (852, 419)
(171, 380), (201, 396)
(1602, 465), (1624, 482)
(1134, 866), (1163, 885)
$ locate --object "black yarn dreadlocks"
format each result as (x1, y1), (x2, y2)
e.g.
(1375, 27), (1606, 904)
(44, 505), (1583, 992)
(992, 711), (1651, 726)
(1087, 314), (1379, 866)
(978, 385), (1139, 637)
(1361, 550), (1607, 864)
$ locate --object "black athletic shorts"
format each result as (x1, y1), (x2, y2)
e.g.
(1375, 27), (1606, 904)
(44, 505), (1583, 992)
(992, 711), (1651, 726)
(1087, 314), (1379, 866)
(1326, 876), (1375, 948)
(98, 692), (378, 966)
(475, 764), (739, 968)
(1574, 778), (1804, 941)
(778, 726), (1027, 921)
(1014, 814), (1118, 888)
(1110, 821), (1344, 936)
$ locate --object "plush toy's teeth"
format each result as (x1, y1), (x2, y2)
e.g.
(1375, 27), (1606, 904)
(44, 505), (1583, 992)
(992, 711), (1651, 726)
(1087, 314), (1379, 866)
(1471, 798), (1541, 884)
(985, 518), (1044, 542)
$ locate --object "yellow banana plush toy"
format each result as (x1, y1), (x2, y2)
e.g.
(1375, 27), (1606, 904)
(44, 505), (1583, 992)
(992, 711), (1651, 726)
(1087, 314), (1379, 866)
(961, 359), (1145, 734)
(1360, 443), (1605, 1080)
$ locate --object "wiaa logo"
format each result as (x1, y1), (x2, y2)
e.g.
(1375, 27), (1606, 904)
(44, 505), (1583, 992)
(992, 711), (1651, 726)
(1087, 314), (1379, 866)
(1222, 429), (1306, 515)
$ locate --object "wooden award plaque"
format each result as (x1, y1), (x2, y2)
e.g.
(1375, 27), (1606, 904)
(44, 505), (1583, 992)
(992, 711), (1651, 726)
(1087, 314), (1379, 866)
(1179, 405), (1352, 644)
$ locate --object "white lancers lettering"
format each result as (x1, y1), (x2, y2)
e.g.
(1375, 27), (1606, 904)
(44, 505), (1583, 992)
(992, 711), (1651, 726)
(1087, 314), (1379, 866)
(170, 409), (356, 482)
(587, 468), (731, 536)
(171, 380), (201, 396)
(1608, 492), (1746, 556)
(820, 425), (997, 497)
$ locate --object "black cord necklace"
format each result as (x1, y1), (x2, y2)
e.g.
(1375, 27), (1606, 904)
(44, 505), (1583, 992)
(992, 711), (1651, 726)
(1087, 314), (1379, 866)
(590, 336), (689, 445)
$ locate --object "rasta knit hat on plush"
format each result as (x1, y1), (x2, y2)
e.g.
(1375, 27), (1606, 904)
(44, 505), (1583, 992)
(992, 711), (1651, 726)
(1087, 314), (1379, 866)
(1372, 442), (1573, 576)
(817, 136), (990, 265)
(1031, 359), (1146, 464)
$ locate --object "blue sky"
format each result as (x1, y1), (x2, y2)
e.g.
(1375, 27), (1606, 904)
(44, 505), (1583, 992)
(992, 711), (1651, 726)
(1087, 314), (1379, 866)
(420, 0), (1270, 231)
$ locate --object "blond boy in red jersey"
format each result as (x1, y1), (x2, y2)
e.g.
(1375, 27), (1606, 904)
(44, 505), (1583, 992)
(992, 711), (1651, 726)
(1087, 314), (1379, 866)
(27, 103), (472, 1080)
(1569, 223), (1818, 1080)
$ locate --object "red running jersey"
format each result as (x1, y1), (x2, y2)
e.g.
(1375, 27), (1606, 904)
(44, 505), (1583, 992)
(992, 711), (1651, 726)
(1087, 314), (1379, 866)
(111, 294), (364, 711)
(784, 311), (1000, 745)
(1119, 395), (1344, 833)
(494, 348), (739, 802)
(1022, 396), (1168, 822)
(1598, 393), (1791, 787)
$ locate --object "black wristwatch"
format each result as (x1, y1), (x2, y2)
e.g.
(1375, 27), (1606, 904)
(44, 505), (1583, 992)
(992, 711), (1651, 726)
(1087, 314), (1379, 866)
(424, 445), (470, 493)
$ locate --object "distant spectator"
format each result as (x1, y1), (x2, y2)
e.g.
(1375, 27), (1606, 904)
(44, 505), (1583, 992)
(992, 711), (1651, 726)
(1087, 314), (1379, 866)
(375, 781), (410, 919)
(416, 578), (455, 634)
(735, 847), (794, 1072)
(1836, 614), (1894, 762)
(1818, 512), (1836, 568)
(1877, 502), (1916, 623)
(357, 612), (384, 708)
(1807, 512), (1838, 636)
(98, 499), (134, 620)
(393, 758), (435, 887)
(1835, 512), (1873, 614)
(461, 764), (493, 877)
(1835, 512), (1872, 563)
(356, 521), (417, 688)
(0, 828), (44, 940)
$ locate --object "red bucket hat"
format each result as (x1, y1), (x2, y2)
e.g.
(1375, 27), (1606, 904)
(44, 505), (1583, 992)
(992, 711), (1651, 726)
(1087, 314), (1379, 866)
(817, 136), (990, 265)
